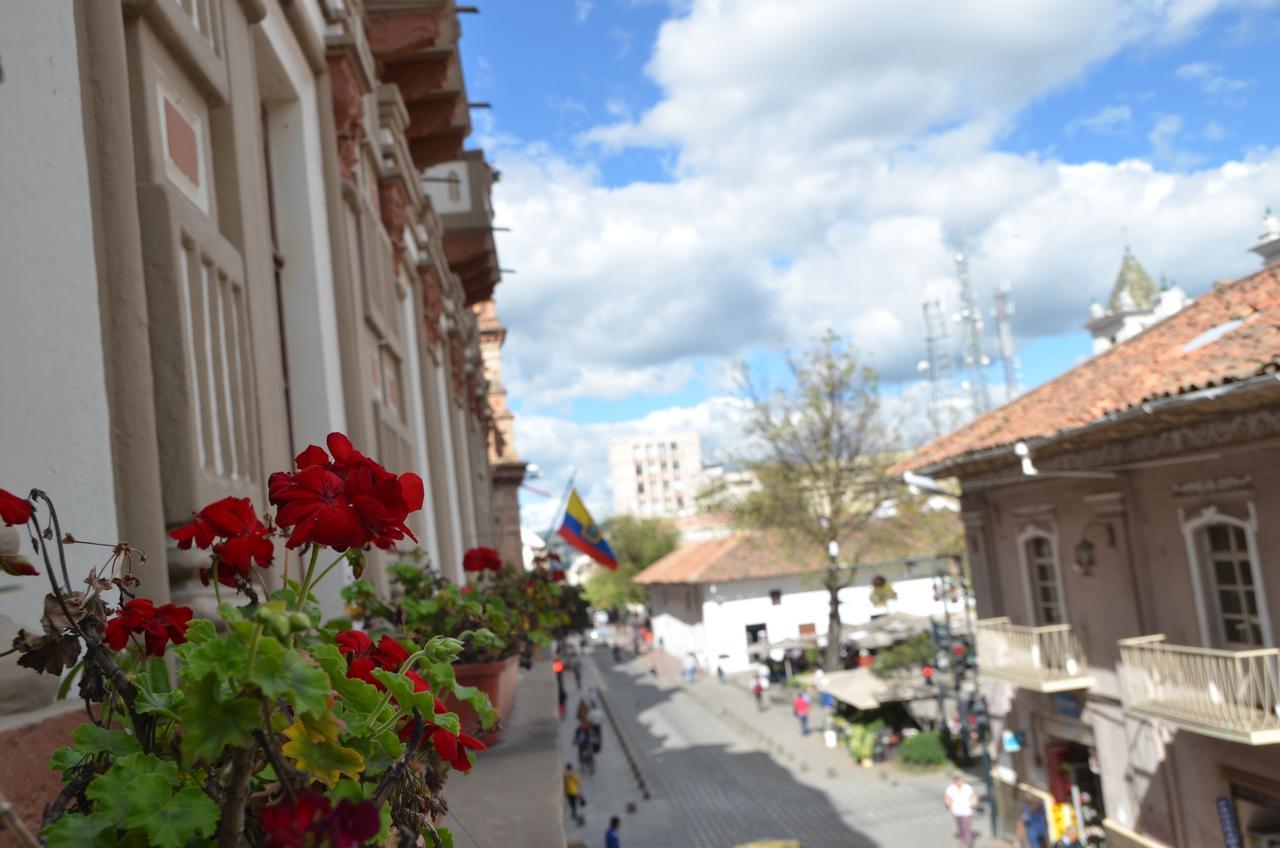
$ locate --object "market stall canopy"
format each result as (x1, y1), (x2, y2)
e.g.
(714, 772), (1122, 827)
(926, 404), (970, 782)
(814, 668), (891, 710)
(841, 611), (931, 649)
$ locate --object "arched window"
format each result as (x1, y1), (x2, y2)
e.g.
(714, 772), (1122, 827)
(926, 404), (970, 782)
(1201, 520), (1262, 647)
(1181, 504), (1271, 648)
(1019, 527), (1065, 626)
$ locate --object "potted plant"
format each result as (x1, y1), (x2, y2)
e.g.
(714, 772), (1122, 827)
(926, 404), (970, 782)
(1, 433), (486, 848)
(344, 547), (516, 740)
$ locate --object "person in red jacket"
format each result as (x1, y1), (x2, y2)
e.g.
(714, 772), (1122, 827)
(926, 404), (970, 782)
(793, 690), (811, 735)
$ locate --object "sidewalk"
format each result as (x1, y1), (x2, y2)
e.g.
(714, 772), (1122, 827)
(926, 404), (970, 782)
(636, 644), (1013, 848)
(558, 651), (683, 847)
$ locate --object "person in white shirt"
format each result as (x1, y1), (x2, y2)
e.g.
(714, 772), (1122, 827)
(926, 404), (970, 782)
(944, 773), (976, 847)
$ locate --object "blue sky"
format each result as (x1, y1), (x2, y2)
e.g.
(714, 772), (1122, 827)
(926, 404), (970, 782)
(454, 0), (1280, 523)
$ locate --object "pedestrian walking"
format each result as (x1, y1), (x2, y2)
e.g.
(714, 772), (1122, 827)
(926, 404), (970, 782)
(564, 763), (584, 825)
(944, 773), (976, 848)
(793, 690), (811, 735)
(752, 676), (764, 711)
(716, 664), (726, 684)
(587, 697), (605, 752)
(558, 685), (568, 721)
(574, 721), (595, 774)
(1017, 795), (1048, 848)
(683, 652), (697, 683)
(576, 697), (590, 726)
(571, 655), (582, 690)
(605, 815), (622, 848)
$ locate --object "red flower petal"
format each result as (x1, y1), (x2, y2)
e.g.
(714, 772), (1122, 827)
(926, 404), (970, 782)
(0, 489), (33, 527)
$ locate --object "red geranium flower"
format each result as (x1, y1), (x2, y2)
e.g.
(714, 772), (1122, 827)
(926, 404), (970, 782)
(463, 547), (502, 573)
(103, 598), (193, 657)
(336, 630), (413, 692)
(171, 497), (274, 578)
(269, 433), (423, 551)
(432, 727), (488, 772)
(0, 489), (33, 527)
(260, 790), (329, 847)
(259, 791), (378, 848)
(324, 799), (381, 848)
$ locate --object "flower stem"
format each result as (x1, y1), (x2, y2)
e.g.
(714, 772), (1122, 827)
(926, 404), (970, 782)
(211, 561), (223, 606)
(309, 552), (349, 591)
(244, 624), (262, 679)
(295, 547), (321, 611)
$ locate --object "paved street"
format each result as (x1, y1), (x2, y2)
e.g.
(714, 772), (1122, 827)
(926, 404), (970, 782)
(561, 643), (1010, 848)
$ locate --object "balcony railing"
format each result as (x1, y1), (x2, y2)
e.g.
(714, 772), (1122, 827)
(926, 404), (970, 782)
(975, 617), (1094, 693)
(1118, 635), (1280, 745)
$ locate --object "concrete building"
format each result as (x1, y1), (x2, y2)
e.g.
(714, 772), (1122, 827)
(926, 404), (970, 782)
(636, 527), (964, 674)
(1085, 249), (1189, 354)
(0, 0), (523, 806)
(608, 432), (703, 518)
(899, 249), (1280, 846)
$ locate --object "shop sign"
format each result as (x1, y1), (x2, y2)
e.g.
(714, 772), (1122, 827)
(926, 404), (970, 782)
(1052, 692), (1083, 719)
(1217, 797), (1242, 848)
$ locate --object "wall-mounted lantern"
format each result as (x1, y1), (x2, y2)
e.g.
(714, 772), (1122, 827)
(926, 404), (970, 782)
(1072, 521), (1116, 576)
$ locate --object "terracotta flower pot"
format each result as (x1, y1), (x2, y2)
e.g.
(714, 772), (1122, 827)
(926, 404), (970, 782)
(444, 653), (519, 743)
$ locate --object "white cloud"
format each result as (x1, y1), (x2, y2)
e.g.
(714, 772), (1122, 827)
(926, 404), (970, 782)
(575, 0), (593, 23)
(1067, 105), (1134, 135)
(1175, 60), (1254, 100)
(483, 0), (1280, 505)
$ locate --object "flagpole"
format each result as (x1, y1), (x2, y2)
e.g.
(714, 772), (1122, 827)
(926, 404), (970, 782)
(544, 468), (577, 544)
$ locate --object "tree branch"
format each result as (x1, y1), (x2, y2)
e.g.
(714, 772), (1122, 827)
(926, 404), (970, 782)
(372, 708), (425, 808)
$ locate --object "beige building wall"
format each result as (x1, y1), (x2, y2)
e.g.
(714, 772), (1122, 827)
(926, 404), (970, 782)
(966, 424), (1280, 847)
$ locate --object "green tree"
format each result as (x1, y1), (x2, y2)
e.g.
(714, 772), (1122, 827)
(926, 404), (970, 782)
(583, 514), (679, 611)
(734, 331), (898, 669)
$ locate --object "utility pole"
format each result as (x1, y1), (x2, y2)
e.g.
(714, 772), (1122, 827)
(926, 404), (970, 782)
(955, 250), (991, 415)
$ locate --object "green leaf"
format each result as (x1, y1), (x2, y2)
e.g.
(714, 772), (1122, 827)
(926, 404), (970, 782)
(73, 724), (142, 758)
(346, 729), (404, 776)
(136, 685), (183, 720)
(56, 659), (85, 700)
(183, 619), (217, 645)
(281, 716), (364, 787)
(49, 746), (84, 777)
(86, 753), (179, 828)
(179, 630), (249, 687)
(249, 639), (331, 718)
(452, 683), (498, 730)
(372, 668), (437, 716)
(123, 779), (219, 848)
(179, 673), (260, 763)
(312, 644), (386, 713)
(44, 813), (114, 848)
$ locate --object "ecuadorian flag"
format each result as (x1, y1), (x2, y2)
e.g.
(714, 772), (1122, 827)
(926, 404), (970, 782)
(556, 489), (618, 570)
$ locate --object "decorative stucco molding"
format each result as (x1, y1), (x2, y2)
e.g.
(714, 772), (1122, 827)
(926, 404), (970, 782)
(1171, 475), (1252, 497)
(1039, 409), (1280, 473)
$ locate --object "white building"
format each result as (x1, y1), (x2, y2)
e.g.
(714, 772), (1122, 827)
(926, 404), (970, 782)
(636, 532), (965, 673)
(1084, 249), (1189, 353)
(608, 432), (703, 519)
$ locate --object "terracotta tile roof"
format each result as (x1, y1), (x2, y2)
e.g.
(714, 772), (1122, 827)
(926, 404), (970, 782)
(900, 264), (1280, 476)
(636, 514), (957, 585)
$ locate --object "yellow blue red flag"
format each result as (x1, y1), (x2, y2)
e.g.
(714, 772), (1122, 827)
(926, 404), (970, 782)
(556, 489), (617, 569)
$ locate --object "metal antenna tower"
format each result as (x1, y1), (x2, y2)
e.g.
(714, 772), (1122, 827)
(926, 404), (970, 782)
(955, 250), (991, 415)
(920, 300), (954, 437)
(992, 279), (1019, 400)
